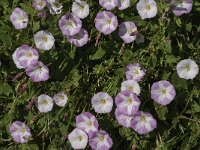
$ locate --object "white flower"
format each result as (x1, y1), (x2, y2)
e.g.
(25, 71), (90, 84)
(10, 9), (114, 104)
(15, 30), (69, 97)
(32, 0), (47, 11)
(91, 92), (113, 113)
(121, 80), (141, 95)
(34, 30), (55, 50)
(12, 50), (24, 69)
(72, 0), (89, 19)
(36, 94), (54, 113)
(117, 0), (130, 10)
(176, 59), (199, 80)
(76, 112), (99, 133)
(47, 0), (57, 3)
(136, 0), (157, 20)
(68, 128), (88, 149)
(53, 92), (68, 107)
(47, 1), (63, 14)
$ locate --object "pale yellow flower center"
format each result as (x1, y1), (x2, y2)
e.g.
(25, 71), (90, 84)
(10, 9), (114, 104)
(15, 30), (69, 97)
(140, 115), (147, 122)
(133, 68), (140, 74)
(99, 135), (105, 141)
(66, 20), (74, 28)
(59, 95), (65, 100)
(185, 64), (190, 71)
(42, 99), (48, 105)
(20, 16), (26, 22)
(80, 5), (84, 10)
(20, 127), (26, 133)
(128, 98), (133, 104)
(128, 86), (134, 91)
(128, 28), (133, 35)
(106, 19), (112, 24)
(42, 36), (48, 43)
(78, 135), (83, 141)
(26, 52), (33, 58)
(160, 88), (167, 95)
(100, 99), (107, 104)
(145, 4), (151, 10)
(38, 2), (44, 7)
(88, 121), (93, 127)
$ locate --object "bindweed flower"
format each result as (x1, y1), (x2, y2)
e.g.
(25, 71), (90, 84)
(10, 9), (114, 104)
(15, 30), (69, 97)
(126, 63), (145, 82)
(37, 11), (47, 18)
(115, 90), (141, 115)
(99, 0), (118, 10)
(171, 0), (193, 16)
(121, 80), (141, 95)
(117, 0), (130, 10)
(72, 0), (89, 19)
(34, 30), (55, 50)
(91, 92), (113, 114)
(9, 121), (31, 143)
(32, 0), (47, 11)
(47, 0), (57, 2)
(12, 45), (39, 69)
(136, 33), (145, 44)
(89, 130), (113, 150)
(136, 0), (157, 20)
(95, 11), (118, 35)
(176, 59), (199, 80)
(36, 94), (54, 112)
(47, 0), (63, 14)
(67, 28), (89, 47)
(119, 21), (137, 43)
(10, 7), (28, 29)
(53, 92), (68, 107)
(68, 128), (88, 149)
(59, 13), (82, 36)
(131, 111), (157, 134)
(26, 61), (49, 82)
(151, 80), (176, 105)
(76, 112), (99, 133)
(115, 108), (133, 127)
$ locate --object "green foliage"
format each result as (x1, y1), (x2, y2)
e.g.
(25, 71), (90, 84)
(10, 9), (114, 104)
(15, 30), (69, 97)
(0, 0), (200, 150)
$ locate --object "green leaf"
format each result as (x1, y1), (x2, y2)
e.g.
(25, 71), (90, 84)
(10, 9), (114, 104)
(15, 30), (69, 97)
(90, 48), (105, 60)
(171, 73), (187, 89)
(0, 30), (12, 47)
(0, 81), (13, 96)
(186, 23), (192, 32)
(175, 18), (182, 27)
(155, 105), (168, 120)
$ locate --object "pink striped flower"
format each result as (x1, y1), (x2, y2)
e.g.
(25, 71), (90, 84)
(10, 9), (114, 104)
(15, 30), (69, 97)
(115, 90), (141, 115)
(76, 112), (99, 133)
(91, 92), (113, 114)
(10, 7), (28, 29)
(95, 11), (118, 35)
(89, 130), (113, 150)
(117, 0), (130, 10)
(131, 111), (157, 134)
(26, 61), (49, 82)
(32, 0), (47, 11)
(99, 0), (118, 10)
(136, 0), (157, 20)
(9, 121), (31, 143)
(171, 0), (193, 16)
(115, 108), (133, 127)
(67, 28), (89, 47)
(68, 128), (88, 149)
(126, 63), (145, 82)
(59, 13), (82, 36)
(12, 45), (39, 69)
(151, 80), (176, 105)
(119, 21), (137, 43)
